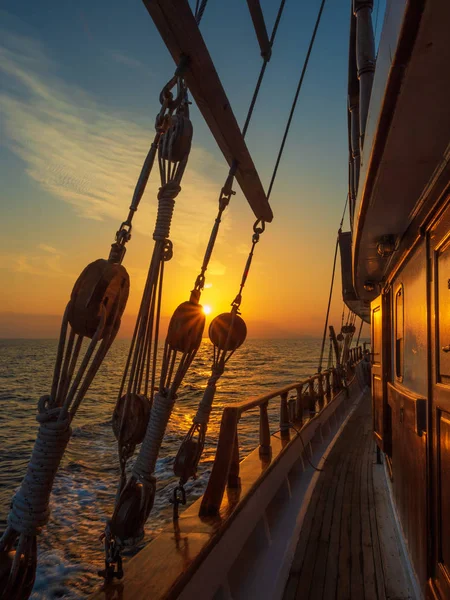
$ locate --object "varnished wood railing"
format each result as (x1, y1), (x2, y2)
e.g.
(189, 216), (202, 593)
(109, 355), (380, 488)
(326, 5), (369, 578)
(199, 345), (364, 516)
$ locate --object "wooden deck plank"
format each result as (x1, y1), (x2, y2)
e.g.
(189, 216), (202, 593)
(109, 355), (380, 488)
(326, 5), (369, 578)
(142, 0), (273, 223)
(283, 393), (413, 600)
(360, 421), (379, 600)
(310, 430), (357, 600)
(295, 447), (342, 598)
(368, 443), (388, 600)
(349, 419), (365, 600)
(336, 420), (361, 600)
(372, 463), (414, 599)
(322, 431), (354, 600)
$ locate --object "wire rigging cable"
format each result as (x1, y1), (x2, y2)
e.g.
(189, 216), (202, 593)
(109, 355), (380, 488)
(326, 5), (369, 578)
(103, 0), (290, 577)
(174, 0), (331, 496)
(267, 0), (327, 199)
(317, 194), (348, 373)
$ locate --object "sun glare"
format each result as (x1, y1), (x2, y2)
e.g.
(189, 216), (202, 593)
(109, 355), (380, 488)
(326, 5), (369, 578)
(203, 305), (212, 315)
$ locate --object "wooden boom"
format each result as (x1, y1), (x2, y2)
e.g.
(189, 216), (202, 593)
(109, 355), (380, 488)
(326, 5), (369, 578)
(143, 0), (273, 223)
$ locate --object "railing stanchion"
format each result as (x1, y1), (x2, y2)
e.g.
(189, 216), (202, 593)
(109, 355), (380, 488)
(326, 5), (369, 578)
(228, 431), (241, 488)
(259, 401), (271, 457)
(318, 375), (325, 410)
(200, 407), (240, 516)
(296, 385), (304, 426)
(325, 371), (331, 403)
(198, 356), (362, 517)
(280, 392), (290, 438)
(308, 379), (316, 414)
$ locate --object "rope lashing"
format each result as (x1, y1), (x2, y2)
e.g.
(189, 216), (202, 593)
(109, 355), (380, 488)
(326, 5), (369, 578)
(8, 406), (71, 537)
(109, 291), (205, 546)
(317, 195), (348, 373)
(0, 405), (71, 598)
(103, 69), (203, 576)
(1, 251), (129, 599)
(172, 0), (330, 497)
(106, 0), (290, 560)
(110, 72), (192, 498)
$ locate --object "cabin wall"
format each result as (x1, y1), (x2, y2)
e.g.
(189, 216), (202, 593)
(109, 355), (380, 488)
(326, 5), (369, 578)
(387, 239), (428, 590)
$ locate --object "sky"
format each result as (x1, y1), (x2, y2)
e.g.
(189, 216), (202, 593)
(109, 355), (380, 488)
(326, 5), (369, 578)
(0, 0), (382, 338)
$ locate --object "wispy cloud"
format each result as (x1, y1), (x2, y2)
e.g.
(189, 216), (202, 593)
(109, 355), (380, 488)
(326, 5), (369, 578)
(0, 29), (230, 274)
(37, 244), (62, 255)
(0, 249), (72, 278)
(110, 51), (150, 72)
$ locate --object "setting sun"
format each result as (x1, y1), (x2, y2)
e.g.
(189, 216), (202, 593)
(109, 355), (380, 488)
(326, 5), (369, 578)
(203, 305), (212, 315)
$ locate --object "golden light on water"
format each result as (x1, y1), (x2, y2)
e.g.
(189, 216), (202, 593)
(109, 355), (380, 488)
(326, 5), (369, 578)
(203, 305), (212, 315)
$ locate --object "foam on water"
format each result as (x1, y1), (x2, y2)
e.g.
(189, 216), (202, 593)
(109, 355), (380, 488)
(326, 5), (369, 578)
(0, 338), (322, 598)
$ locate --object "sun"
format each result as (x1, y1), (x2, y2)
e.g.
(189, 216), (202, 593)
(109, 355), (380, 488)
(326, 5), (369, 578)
(203, 305), (212, 315)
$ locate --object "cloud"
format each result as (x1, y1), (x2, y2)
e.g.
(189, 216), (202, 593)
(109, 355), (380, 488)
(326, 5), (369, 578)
(110, 51), (150, 73)
(0, 29), (230, 273)
(37, 244), (62, 255)
(0, 251), (72, 278)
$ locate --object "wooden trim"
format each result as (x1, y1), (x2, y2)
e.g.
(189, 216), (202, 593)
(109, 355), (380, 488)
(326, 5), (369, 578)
(353, 0), (426, 292)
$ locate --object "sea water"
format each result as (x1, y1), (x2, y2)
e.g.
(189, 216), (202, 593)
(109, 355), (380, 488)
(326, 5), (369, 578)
(0, 338), (324, 599)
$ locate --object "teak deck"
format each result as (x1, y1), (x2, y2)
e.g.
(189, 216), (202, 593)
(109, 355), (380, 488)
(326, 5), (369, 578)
(284, 393), (414, 600)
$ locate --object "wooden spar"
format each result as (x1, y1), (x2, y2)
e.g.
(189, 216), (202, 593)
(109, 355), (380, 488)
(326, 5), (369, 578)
(142, 0), (273, 223)
(246, 0), (271, 60)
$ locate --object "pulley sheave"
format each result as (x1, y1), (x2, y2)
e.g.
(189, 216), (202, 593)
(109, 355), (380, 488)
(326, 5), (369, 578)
(68, 259), (129, 339)
(209, 312), (247, 352)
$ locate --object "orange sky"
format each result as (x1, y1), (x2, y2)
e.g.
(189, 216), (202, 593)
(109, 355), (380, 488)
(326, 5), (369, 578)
(0, 2), (370, 340)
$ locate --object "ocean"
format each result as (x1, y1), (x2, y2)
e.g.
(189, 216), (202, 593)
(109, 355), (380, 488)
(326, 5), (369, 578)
(0, 337), (326, 599)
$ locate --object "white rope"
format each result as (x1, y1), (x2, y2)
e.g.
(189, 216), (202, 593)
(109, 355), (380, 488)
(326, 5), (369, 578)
(153, 184), (179, 241)
(193, 366), (223, 425)
(132, 392), (174, 482)
(7, 399), (71, 536)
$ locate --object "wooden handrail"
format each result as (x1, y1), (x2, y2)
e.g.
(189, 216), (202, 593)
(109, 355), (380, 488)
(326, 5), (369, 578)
(199, 346), (365, 516)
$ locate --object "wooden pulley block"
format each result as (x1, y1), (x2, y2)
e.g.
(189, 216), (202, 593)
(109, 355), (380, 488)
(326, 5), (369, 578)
(341, 324), (355, 334)
(166, 301), (205, 353)
(160, 114), (193, 163)
(112, 393), (150, 447)
(173, 438), (201, 482)
(110, 478), (155, 542)
(209, 312), (247, 351)
(0, 547), (36, 600)
(68, 259), (129, 339)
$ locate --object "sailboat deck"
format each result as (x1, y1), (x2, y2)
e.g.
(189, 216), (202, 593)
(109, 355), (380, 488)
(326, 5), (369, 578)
(284, 393), (414, 600)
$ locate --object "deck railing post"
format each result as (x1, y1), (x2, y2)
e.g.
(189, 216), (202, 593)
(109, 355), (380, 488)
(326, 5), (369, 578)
(280, 392), (290, 438)
(228, 431), (241, 488)
(331, 368), (340, 397)
(259, 401), (271, 457)
(200, 407), (240, 516)
(317, 375), (325, 410)
(308, 379), (316, 414)
(296, 385), (304, 426)
(325, 371), (331, 403)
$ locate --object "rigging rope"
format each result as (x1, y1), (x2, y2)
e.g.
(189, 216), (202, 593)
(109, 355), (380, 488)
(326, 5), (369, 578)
(174, 0), (330, 494)
(1, 161), (133, 599)
(267, 0), (327, 199)
(317, 194), (348, 373)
